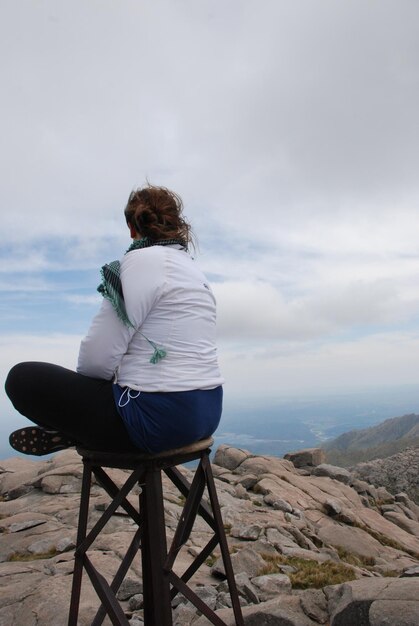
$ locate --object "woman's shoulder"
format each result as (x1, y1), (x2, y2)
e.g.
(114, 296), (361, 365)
(121, 244), (190, 274)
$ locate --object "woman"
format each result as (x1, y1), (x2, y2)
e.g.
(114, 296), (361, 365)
(6, 185), (224, 455)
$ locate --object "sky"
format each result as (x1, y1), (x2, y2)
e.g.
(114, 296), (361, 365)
(1, 0), (419, 445)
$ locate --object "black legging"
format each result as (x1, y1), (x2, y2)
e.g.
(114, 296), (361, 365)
(5, 362), (137, 451)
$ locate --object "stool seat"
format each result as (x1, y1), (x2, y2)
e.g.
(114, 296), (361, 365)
(76, 436), (214, 468)
(68, 437), (243, 626)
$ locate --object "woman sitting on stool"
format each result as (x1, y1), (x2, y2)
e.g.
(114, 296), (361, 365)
(6, 185), (224, 456)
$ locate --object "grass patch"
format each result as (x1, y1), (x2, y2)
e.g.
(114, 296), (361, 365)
(8, 549), (58, 562)
(260, 554), (357, 589)
(205, 553), (217, 567)
(335, 547), (375, 568)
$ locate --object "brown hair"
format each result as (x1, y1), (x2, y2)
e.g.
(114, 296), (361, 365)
(124, 184), (193, 247)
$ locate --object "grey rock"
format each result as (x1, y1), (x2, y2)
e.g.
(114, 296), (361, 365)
(194, 585), (218, 610)
(328, 578), (419, 626)
(128, 594), (144, 611)
(217, 572), (259, 604)
(369, 600), (419, 626)
(230, 524), (262, 541)
(8, 519), (47, 533)
(56, 536), (75, 552)
(324, 498), (342, 516)
(375, 486), (395, 502)
(173, 602), (198, 625)
(312, 464), (352, 484)
(251, 573), (292, 601)
(237, 474), (258, 490)
(27, 538), (56, 555)
(263, 494), (293, 512)
(234, 484), (250, 499)
(382, 511), (419, 537)
(297, 588), (329, 624)
(284, 448), (326, 468)
(400, 565), (419, 577)
(116, 577), (143, 600)
(211, 547), (266, 579)
(352, 448), (419, 503)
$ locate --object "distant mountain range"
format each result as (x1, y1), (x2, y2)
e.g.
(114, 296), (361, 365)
(323, 413), (419, 467)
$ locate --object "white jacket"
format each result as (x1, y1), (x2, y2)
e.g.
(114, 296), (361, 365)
(77, 245), (224, 392)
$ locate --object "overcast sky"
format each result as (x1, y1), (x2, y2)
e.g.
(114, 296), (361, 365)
(1, 0), (419, 439)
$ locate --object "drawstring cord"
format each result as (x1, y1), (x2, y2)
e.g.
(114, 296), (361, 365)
(118, 387), (141, 408)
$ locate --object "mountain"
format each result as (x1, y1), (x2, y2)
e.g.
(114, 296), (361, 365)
(1, 446), (419, 625)
(323, 413), (419, 466)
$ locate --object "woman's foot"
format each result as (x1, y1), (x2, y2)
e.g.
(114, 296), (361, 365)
(9, 427), (75, 456)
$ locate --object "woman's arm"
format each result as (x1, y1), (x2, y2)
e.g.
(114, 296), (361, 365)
(77, 299), (136, 380)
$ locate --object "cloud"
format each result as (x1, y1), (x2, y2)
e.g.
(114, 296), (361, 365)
(214, 276), (417, 342)
(0, 1), (419, 403)
(218, 330), (419, 399)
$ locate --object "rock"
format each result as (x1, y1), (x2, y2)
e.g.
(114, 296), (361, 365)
(284, 448), (326, 467)
(297, 588), (329, 624)
(234, 484), (249, 499)
(2, 444), (419, 626)
(195, 584), (218, 609)
(400, 565), (419, 577)
(351, 478), (378, 499)
(352, 448), (419, 503)
(173, 602), (198, 625)
(237, 474), (258, 490)
(263, 494), (293, 512)
(315, 515), (383, 559)
(211, 547), (266, 579)
(194, 596), (319, 626)
(369, 600), (419, 626)
(251, 573), (292, 600)
(382, 511), (419, 537)
(312, 464), (352, 485)
(230, 524), (262, 541)
(324, 498), (342, 516)
(128, 594), (144, 611)
(326, 578), (419, 626)
(11, 519), (45, 533)
(265, 527), (298, 551)
(116, 577), (143, 600)
(213, 446), (251, 471)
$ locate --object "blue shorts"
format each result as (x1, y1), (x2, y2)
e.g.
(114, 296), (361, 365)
(112, 385), (223, 453)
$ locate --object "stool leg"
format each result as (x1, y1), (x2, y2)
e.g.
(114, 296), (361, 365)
(202, 454), (244, 626)
(140, 468), (173, 626)
(68, 459), (92, 626)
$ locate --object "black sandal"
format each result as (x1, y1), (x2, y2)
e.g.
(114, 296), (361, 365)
(9, 427), (75, 456)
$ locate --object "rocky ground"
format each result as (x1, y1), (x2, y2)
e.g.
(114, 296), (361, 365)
(351, 446), (419, 504)
(0, 445), (419, 625)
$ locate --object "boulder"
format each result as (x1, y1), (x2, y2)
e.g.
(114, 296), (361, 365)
(284, 448), (326, 467)
(213, 446), (251, 471)
(312, 464), (352, 485)
(326, 578), (419, 626)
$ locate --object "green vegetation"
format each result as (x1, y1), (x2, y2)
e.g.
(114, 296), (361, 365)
(205, 553), (217, 567)
(8, 549), (58, 562)
(335, 547), (375, 568)
(259, 554), (357, 589)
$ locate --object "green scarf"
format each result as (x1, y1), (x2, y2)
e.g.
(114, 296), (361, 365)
(97, 237), (186, 364)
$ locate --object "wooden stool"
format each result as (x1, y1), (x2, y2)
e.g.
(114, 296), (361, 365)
(68, 438), (244, 626)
